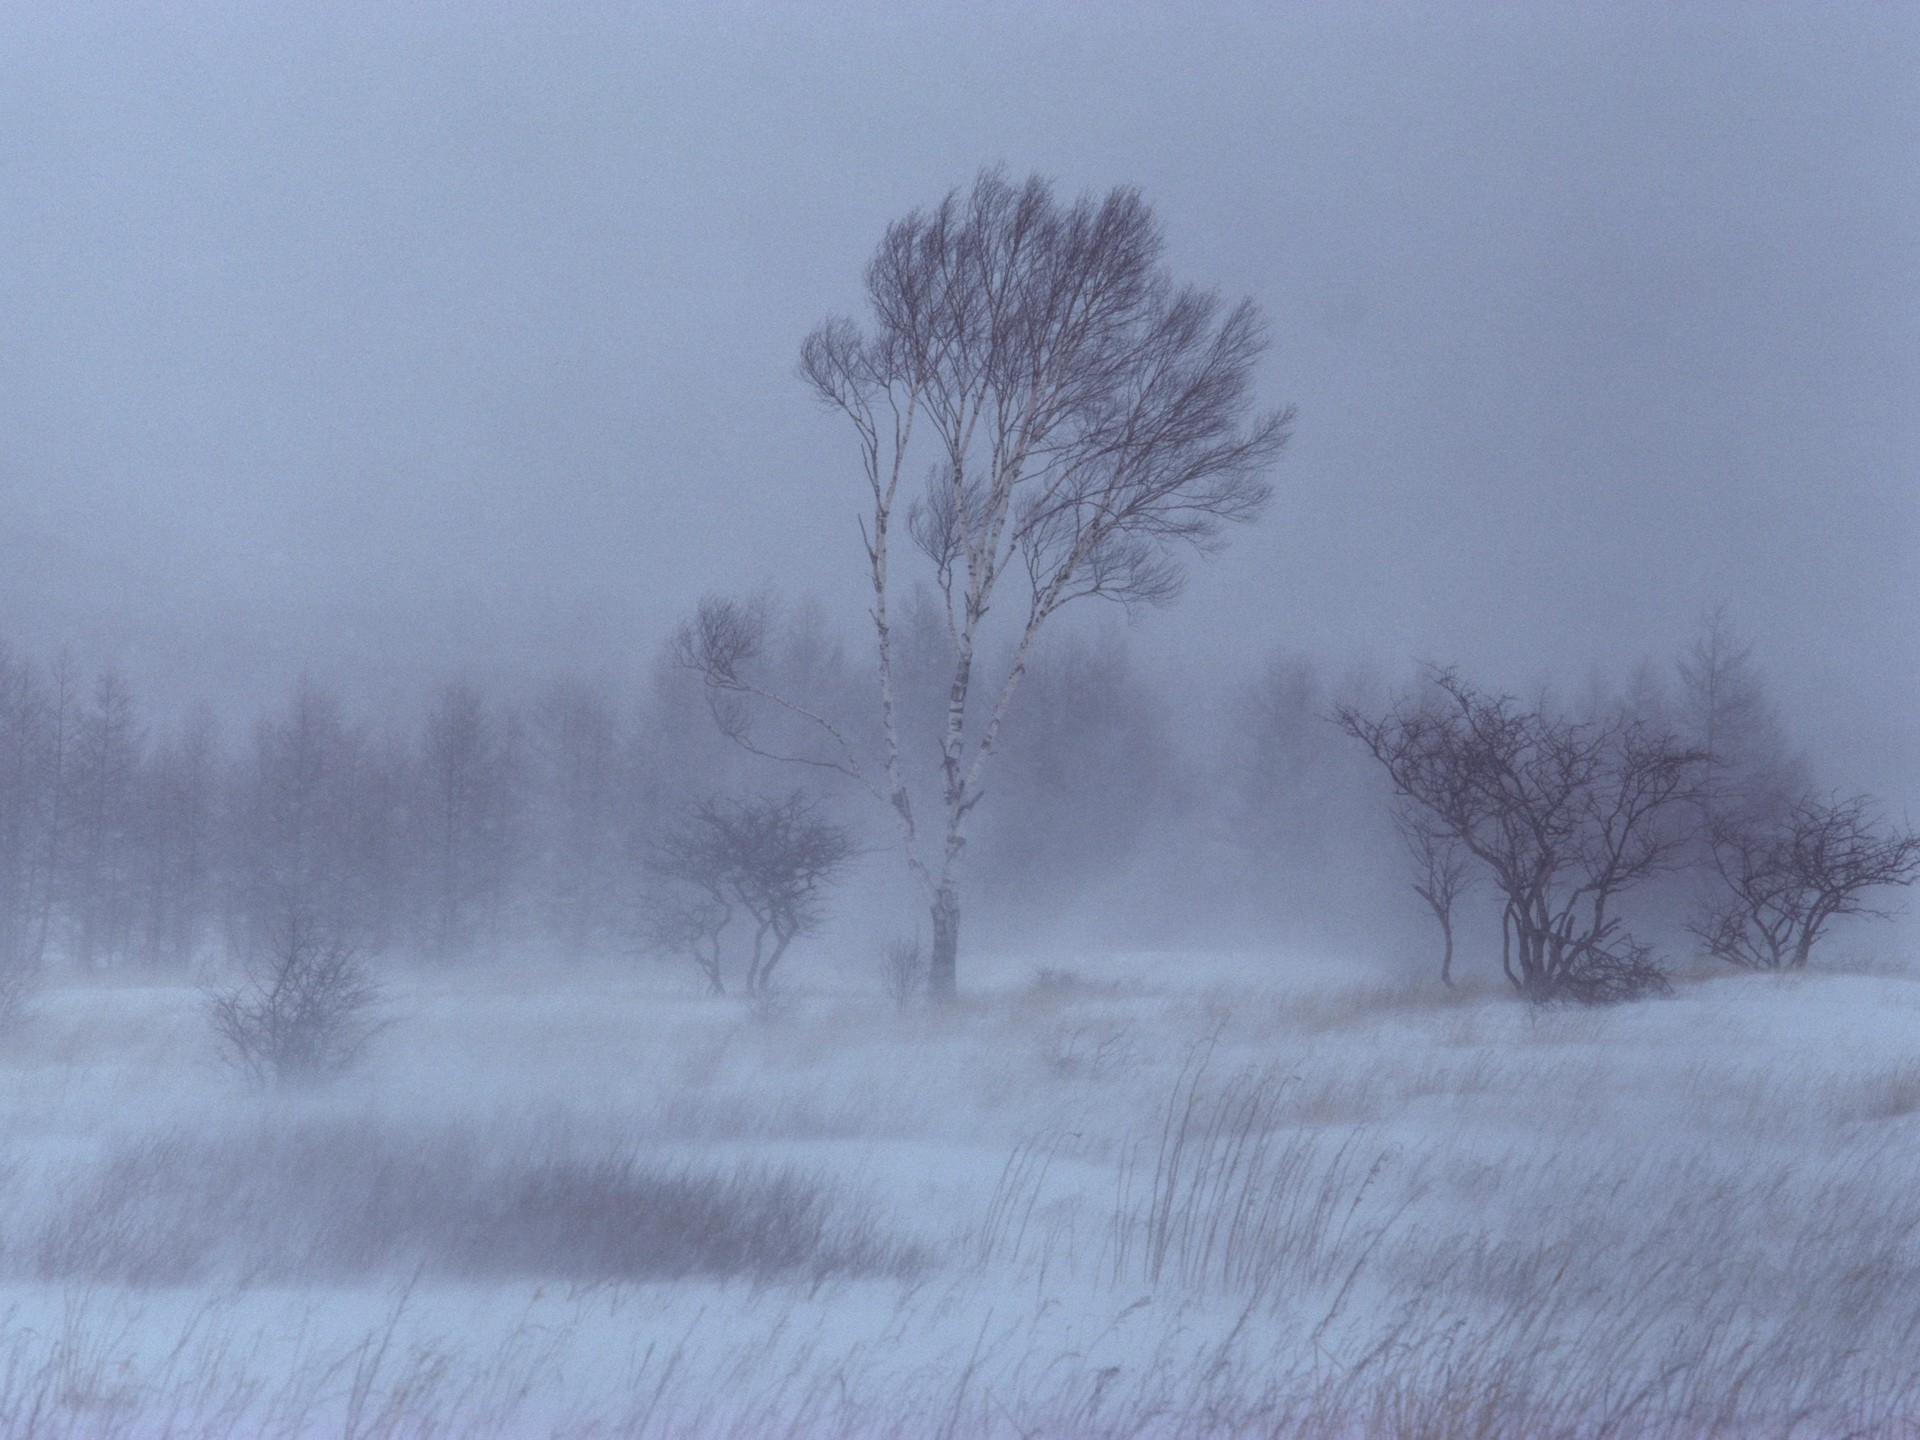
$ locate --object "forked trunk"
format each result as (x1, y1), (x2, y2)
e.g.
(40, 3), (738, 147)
(929, 888), (959, 1002)
(1790, 927), (1816, 970)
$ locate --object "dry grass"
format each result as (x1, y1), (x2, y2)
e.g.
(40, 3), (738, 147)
(26, 1118), (920, 1288)
(0, 962), (1915, 1434)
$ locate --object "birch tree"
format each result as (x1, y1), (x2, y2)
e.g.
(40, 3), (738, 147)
(681, 170), (1289, 997)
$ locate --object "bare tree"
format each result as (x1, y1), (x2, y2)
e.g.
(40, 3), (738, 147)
(136, 706), (219, 969)
(1677, 606), (1805, 825)
(32, 650), (77, 967)
(644, 792), (855, 995)
(681, 170), (1289, 997)
(1694, 793), (1920, 970)
(638, 884), (732, 995)
(416, 681), (522, 960)
(1341, 671), (1709, 1004)
(233, 677), (369, 953)
(529, 679), (628, 961)
(1396, 805), (1471, 987)
(0, 643), (54, 981)
(1220, 652), (1398, 944)
(207, 913), (388, 1086)
(68, 668), (143, 969)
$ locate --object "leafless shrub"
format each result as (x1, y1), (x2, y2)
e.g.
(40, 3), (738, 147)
(1342, 669), (1708, 1004)
(880, 936), (925, 1012)
(1038, 1019), (1136, 1079)
(1820, 948), (1917, 977)
(1028, 965), (1089, 995)
(1545, 935), (1672, 1005)
(204, 915), (387, 1086)
(1695, 791), (1920, 970)
(643, 791), (855, 994)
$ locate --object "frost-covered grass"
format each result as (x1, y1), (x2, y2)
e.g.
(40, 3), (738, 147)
(0, 951), (1916, 1436)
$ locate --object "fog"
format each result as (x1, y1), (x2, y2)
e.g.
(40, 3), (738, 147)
(2, 4), (1912, 788)
(0, 5), (1917, 1434)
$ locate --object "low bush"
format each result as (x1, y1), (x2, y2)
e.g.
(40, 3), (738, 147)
(205, 918), (387, 1085)
(33, 1119), (920, 1287)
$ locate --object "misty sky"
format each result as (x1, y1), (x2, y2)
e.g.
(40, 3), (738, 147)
(0, 3), (1913, 795)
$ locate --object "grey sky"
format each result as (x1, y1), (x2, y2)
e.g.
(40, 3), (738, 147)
(1, 3), (1913, 793)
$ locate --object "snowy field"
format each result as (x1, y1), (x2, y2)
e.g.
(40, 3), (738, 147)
(1, 950), (1918, 1438)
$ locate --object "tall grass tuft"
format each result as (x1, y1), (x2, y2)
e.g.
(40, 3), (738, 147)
(1107, 1052), (1417, 1303)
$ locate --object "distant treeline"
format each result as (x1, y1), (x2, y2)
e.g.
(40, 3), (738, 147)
(0, 605), (1817, 979)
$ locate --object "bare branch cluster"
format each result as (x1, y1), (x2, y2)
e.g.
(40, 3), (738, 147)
(673, 598), (879, 793)
(804, 168), (1288, 632)
(643, 792), (856, 995)
(1342, 670), (1709, 1004)
(1694, 793), (1920, 970)
(206, 914), (388, 1085)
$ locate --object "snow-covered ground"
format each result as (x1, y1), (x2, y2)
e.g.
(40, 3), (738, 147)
(1, 950), (1917, 1437)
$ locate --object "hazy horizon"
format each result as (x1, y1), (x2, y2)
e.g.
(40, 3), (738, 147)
(1, 2), (1912, 801)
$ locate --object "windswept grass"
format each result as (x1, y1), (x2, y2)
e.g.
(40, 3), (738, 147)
(27, 1119), (920, 1288)
(0, 961), (1916, 1434)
